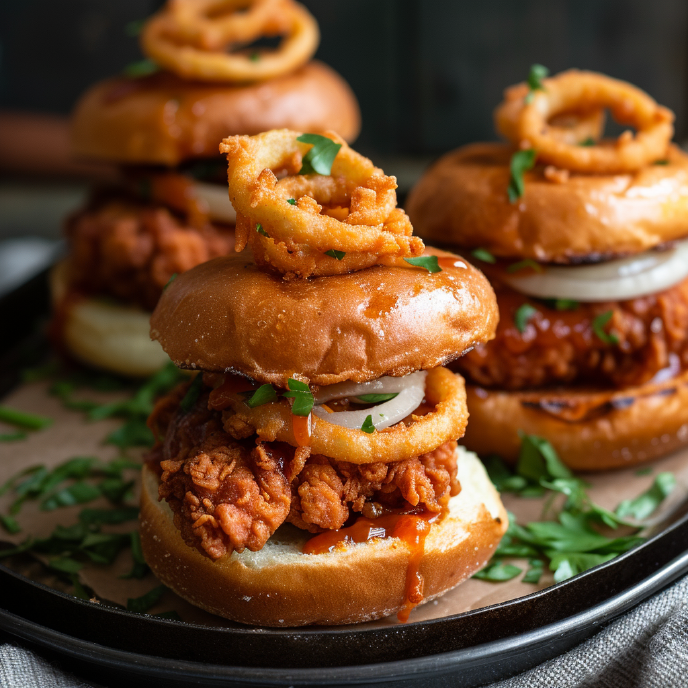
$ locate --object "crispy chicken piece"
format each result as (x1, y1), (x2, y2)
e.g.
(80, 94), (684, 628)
(454, 277), (688, 390)
(66, 193), (234, 310)
(148, 386), (461, 559)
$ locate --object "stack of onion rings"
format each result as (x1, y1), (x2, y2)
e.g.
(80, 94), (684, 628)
(219, 367), (467, 464)
(141, 0), (319, 83)
(220, 129), (424, 278)
(496, 70), (674, 174)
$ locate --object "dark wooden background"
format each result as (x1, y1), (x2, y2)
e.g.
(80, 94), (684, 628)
(1, 0), (687, 159)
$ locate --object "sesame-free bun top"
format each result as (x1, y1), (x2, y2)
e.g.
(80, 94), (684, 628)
(71, 62), (360, 166)
(407, 142), (688, 263)
(150, 249), (498, 386)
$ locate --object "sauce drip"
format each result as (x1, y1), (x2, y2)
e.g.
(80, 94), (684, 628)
(304, 508), (444, 622)
(437, 256), (468, 270)
(291, 413), (311, 447)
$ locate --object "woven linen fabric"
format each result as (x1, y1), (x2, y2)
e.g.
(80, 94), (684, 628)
(0, 576), (687, 687)
(487, 573), (688, 688)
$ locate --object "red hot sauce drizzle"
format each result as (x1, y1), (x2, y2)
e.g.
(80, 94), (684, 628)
(303, 507), (446, 623)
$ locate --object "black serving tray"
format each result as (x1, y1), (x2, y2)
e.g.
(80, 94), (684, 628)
(0, 268), (687, 687)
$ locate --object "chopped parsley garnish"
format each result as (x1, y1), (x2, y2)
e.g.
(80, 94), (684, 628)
(287, 198), (297, 205)
(579, 137), (596, 147)
(297, 134), (342, 176)
(592, 310), (619, 345)
(256, 223), (269, 237)
(249, 52), (260, 62)
(524, 64), (549, 104)
(283, 379), (314, 417)
(654, 159), (669, 165)
(163, 273), (177, 290)
(506, 259), (543, 274)
(473, 561), (522, 581)
(508, 149), (537, 203)
(0, 406), (52, 431)
(360, 415), (375, 434)
(616, 473), (675, 521)
(127, 585), (167, 614)
(355, 393), (399, 403)
(403, 256), (441, 273)
(543, 298), (579, 311)
(325, 249), (346, 260)
(245, 384), (278, 409)
(179, 374), (204, 413)
(123, 59), (159, 78)
(514, 303), (538, 333)
(477, 434), (669, 585)
(0, 432), (27, 442)
(471, 248), (496, 264)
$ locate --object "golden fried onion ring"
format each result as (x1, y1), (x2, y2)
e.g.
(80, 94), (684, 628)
(140, 0), (319, 83)
(220, 129), (423, 278)
(495, 82), (606, 146)
(222, 367), (467, 464)
(503, 70), (674, 174)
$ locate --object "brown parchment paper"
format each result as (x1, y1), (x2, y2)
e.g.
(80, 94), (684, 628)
(1, 378), (687, 629)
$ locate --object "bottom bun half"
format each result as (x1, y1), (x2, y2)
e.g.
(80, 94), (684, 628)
(139, 446), (508, 627)
(462, 371), (688, 470)
(50, 261), (169, 377)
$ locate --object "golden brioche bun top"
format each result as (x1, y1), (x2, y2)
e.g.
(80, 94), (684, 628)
(407, 142), (688, 263)
(71, 62), (360, 166)
(150, 249), (498, 386)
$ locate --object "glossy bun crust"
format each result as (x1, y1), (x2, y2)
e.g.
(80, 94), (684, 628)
(407, 143), (688, 263)
(150, 250), (499, 386)
(140, 447), (508, 626)
(71, 62), (361, 166)
(461, 370), (688, 470)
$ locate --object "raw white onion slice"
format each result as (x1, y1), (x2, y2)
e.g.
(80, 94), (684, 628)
(312, 371), (427, 431)
(503, 238), (688, 302)
(192, 181), (236, 224)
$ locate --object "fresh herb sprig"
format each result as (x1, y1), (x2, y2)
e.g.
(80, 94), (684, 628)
(508, 149), (537, 203)
(477, 434), (674, 583)
(524, 64), (549, 104)
(592, 310), (619, 345)
(297, 134), (342, 176)
(283, 379), (315, 417)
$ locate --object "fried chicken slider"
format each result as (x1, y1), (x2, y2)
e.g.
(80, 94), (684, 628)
(139, 130), (506, 626)
(52, 0), (360, 377)
(408, 68), (688, 470)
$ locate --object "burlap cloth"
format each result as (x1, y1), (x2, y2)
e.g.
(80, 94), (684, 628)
(1, 572), (687, 687)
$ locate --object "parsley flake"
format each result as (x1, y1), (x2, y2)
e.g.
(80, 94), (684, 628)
(325, 249), (346, 260)
(256, 223), (269, 237)
(287, 198), (297, 205)
(508, 149), (537, 203)
(163, 273), (177, 290)
(283, 379), (314, 417)
(543, 298), (579, 311)
(592, 310), (618, 345)
(0, 406), (52, 431)
(361, 415), (375, 434)
(514, 303), (538, 333)
(579, 137), (596, 147)
(471, 248), (496, 264)
(506, 259), (543, 274)
(355, 393), (398, 403)
(403, 256), (441, 273)
(123, 59), (159, 78)
(654, 159), (669, 165)
(473, 561), (522, 581)
(246, 384), (278, 408)
(297, 134), (342, 176)
(524, 64), (549, 104)
(616, 473), (675, 521)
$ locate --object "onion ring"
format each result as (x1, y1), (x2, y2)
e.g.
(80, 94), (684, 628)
(312, 371), (428, 431)
(495, 82), (606, 145)
(140, 0), (319, 83)
(220, 129), (424, 278)
(220, 367), (467, 464)
(504, 70), (674, 173)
